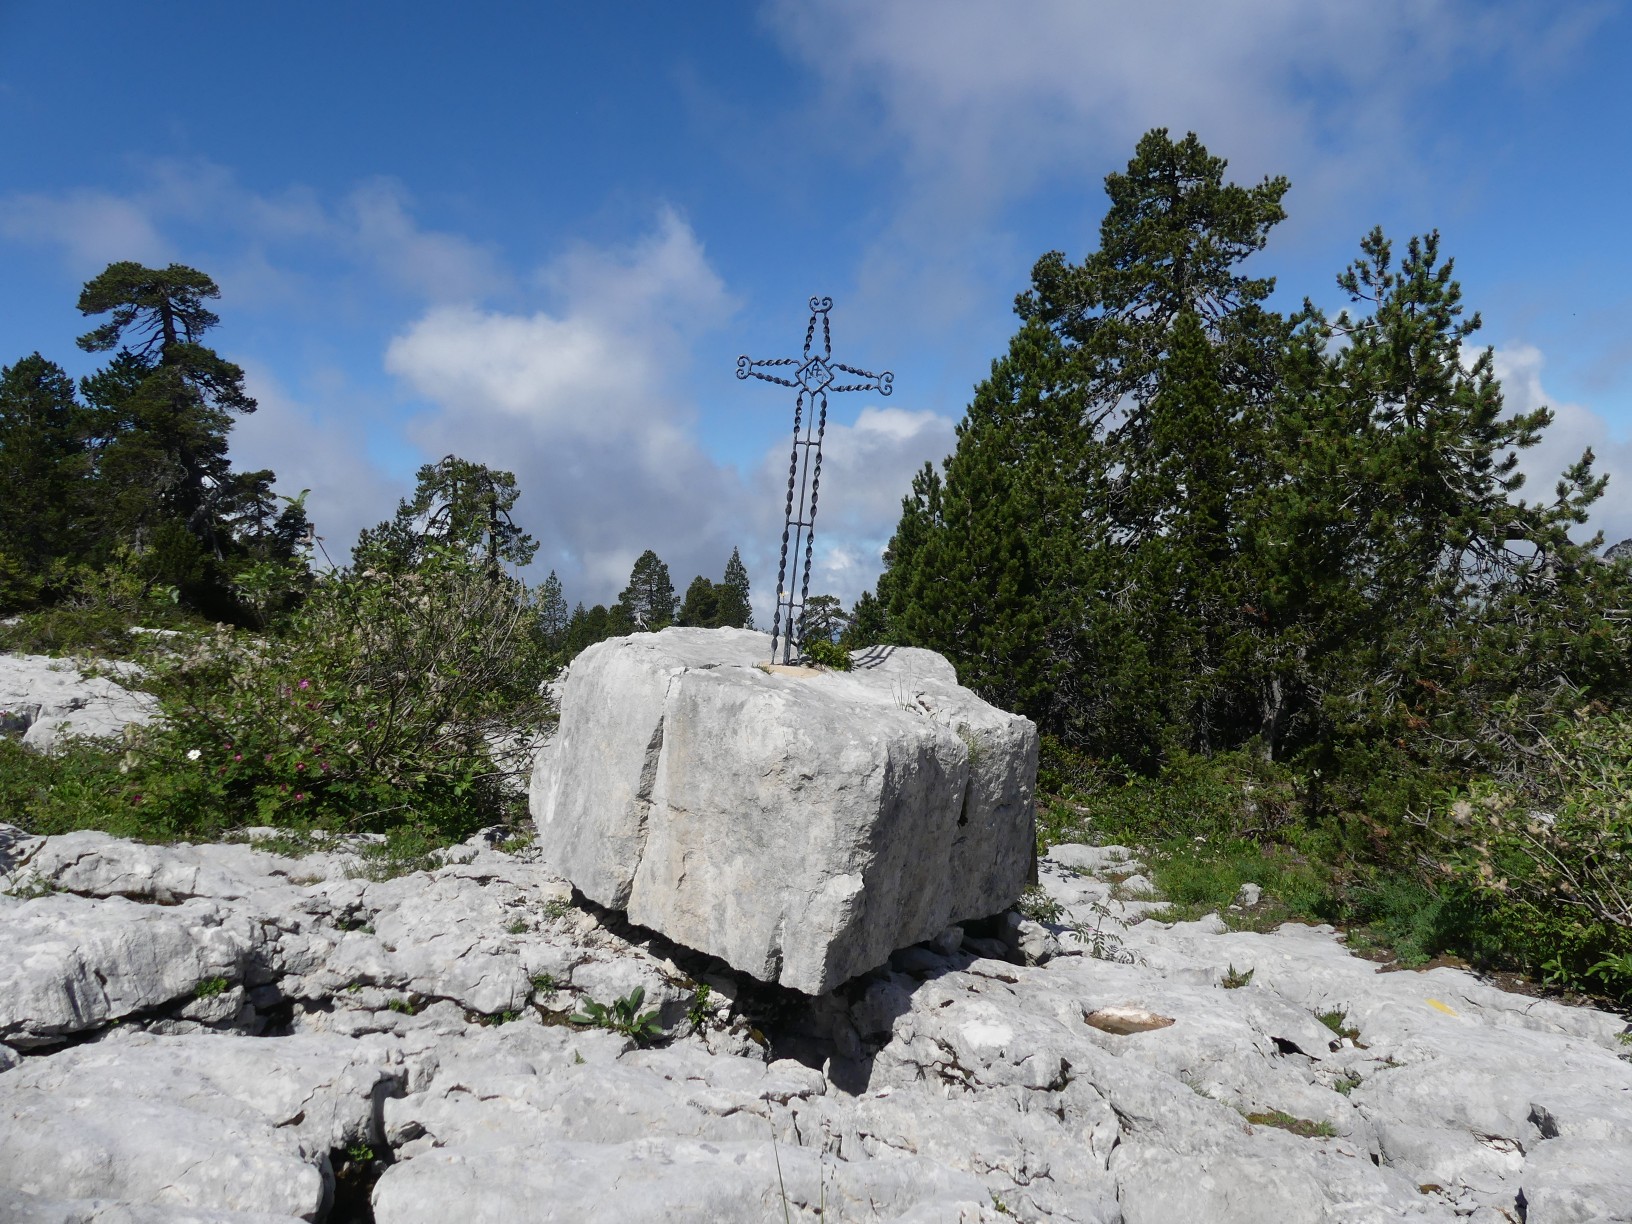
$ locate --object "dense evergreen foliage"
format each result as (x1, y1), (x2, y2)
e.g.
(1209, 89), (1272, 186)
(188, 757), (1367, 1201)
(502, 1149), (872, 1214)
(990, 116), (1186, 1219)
(0, 262), (310, 622)
(875, 130), (1632, 1000)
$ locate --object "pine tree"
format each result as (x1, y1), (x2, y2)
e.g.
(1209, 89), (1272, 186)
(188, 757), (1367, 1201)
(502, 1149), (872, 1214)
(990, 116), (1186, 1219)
(76, 263), (256, 561)
(535, 570), (569, 651)
(0, 354), (88, 603)
(617, 550), (677, 630)
(797, 594), (847, 643)
(678, 575), (719, 627)
(842, 590), (887, 648)
(356, 455), (535, 577)
(716, 547), (753, 629)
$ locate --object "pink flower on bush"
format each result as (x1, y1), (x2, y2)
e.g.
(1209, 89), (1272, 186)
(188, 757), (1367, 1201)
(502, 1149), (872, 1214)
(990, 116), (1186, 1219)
(295, 762), (306, 772)
(294, 792), (305, 802)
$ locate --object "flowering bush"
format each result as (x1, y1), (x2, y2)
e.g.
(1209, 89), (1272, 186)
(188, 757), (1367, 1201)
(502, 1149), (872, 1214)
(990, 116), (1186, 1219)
(128, 547), (554, 838)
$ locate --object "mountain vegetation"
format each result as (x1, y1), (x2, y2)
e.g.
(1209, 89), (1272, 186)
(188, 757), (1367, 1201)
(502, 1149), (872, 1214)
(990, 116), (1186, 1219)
(5, 131), (1630, 1006)
(863, 130), (1632, 1002)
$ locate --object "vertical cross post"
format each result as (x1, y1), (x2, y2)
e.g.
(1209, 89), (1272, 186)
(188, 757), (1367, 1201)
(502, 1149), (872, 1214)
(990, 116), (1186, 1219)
(737, 296), (893, 664)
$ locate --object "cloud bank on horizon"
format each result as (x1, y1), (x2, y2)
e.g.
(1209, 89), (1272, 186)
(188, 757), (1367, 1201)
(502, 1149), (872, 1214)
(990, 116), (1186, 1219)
(1, 1), (1626, 617)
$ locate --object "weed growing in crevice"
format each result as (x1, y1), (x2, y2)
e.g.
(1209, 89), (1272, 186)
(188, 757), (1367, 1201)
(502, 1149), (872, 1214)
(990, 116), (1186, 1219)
(1244, 1109), (1337, 1139)
(1221, 964), (1255, 989)
(571, 987), (662, 1045)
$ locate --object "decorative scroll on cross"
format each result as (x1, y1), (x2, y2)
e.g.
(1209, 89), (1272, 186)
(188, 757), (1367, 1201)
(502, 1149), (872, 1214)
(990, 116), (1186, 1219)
(737, 296), (893, 665)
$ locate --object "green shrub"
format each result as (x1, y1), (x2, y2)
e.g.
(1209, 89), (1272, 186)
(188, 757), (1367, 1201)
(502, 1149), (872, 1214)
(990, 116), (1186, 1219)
(801, 637), (852, 671)
(1038, 748), (1298, 849)
(1432, 708), (1632, 1002)
(124, 548), (553, 839)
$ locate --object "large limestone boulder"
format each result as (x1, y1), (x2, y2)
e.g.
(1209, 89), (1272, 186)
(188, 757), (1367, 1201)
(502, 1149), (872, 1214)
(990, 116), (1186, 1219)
(529, 628), (1038, 995)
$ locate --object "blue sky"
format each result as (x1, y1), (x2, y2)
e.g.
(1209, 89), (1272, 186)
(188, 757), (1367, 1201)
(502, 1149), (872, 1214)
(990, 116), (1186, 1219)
(3, 1), (1629, 614)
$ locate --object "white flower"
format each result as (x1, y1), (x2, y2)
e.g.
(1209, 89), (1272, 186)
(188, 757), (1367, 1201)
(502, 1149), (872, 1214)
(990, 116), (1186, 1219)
(187, 748), (202, 761)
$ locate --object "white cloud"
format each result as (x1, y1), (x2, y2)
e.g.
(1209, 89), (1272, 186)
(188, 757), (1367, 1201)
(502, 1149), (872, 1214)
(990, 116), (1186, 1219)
(345, 178), (507, 302)
(1495, 343), (1632, 550)
(0, 161), (503, 307)
(229, 362), (402, 565)
(762, 1), (1602, 338)
(0, 190), (172, 273)
(385, 214), (957, 613)
(767, 405), (956, 600)
(385, 212), (755, 601)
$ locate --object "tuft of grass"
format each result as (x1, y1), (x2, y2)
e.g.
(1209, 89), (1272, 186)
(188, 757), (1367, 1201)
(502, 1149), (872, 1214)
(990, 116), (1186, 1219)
(386, 997), (418, 1015)
(1333, 1071), (1362, 1096)
(541, 896), (574, 921)
(531, 973), (559, 1000)
(1220, 964), (1255, 989)
(1245, 1109), (1337, 1138)
(1317, 1009), (1361, 1042)
(505, 917), (529, 935)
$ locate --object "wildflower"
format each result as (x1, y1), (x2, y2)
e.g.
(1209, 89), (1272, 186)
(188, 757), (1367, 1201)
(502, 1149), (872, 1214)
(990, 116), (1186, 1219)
(187, 748), (202, 762)
(298, 679), (310, 690)
(294, 792), (305, 802)
(234, 754), (242, 761)
(296, 762), (306, 772)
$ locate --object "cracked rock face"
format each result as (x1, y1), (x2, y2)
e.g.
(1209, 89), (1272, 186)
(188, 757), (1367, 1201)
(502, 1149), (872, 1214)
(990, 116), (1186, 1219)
(1, 826), (1630, 1224)
(530, 627), (1039, 994)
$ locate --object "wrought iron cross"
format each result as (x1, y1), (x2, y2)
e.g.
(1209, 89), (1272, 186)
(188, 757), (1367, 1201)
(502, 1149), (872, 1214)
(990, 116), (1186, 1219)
(737, 296), (893, 665)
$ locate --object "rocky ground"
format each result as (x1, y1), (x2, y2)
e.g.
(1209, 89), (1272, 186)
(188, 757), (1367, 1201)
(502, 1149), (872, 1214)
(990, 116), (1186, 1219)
(2, 824), (1629, 1224)
(0, 652), (156, 752)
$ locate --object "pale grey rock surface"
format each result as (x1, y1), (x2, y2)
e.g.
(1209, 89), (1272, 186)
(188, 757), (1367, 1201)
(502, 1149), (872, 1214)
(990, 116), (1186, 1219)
(0, 654), (154, 752)
(1, 828), (1628, 1223)
(531, 627), (1038, 994)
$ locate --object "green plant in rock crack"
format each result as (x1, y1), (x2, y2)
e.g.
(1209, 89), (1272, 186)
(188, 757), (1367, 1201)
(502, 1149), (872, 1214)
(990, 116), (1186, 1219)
(1069, 896), (1140, 965)
(193, 975), (229, 999)
(531, 973), (559, 1001)
(1244, 1109), (1337, 1139)
(505, 917), (529, 935)
(1318, 1009), (1361, 1042)
(571, 986), (663, 1045)
(1018, 884), (1065, 924)
(1220, 964), (1255, 989)
(686, 982), (714, 1033)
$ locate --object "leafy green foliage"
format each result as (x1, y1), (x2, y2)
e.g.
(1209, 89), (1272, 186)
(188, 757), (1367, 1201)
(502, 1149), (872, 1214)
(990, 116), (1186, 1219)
(570, 986), (663, 1044)
(1432, 708), (1632, 1000)
(801, 636), (852, 671)
(1017, 885), (1065, 924)
(687, 983), (713, 1032)
(193, 975), (229, 999)
(110, 546), (552, 840)
(1220, 965), (1254, 989)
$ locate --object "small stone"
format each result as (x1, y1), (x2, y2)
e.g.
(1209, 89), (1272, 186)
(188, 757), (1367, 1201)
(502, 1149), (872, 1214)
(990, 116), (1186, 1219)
(1235, 882), (1263, 908)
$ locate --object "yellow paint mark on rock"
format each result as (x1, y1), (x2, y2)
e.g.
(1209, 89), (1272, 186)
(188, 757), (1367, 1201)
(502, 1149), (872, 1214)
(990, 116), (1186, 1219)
(1426, 998), (1458, 1016)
